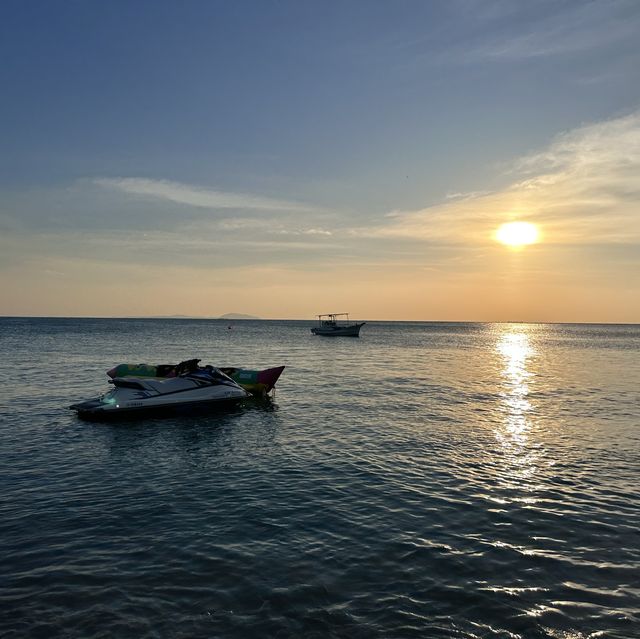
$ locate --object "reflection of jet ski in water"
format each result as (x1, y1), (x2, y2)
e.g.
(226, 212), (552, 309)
(70, 360), (249, 420)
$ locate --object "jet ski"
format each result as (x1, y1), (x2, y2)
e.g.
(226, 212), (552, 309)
(107, 360), (285, 396)
(70, 363), (250, 420)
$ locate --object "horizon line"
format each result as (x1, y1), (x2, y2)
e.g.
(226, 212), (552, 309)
(0, 315), (638, 326)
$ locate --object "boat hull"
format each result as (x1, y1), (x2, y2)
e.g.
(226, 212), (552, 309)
(311, 322), (365, 337)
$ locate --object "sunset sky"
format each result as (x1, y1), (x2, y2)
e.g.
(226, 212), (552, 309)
(1, 1), (639, 322)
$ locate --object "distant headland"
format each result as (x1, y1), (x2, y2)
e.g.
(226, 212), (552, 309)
(218, 313), (261, 320)
(139, 313), (261, 320)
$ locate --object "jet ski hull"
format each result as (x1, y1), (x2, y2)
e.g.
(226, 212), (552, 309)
(70, 366), (250, 421)
(70, 394), (245, 421)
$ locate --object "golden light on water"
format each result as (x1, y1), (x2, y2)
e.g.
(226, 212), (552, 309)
(495, 221), (539, 248)
(497, 330), (532, 442)
(494, 326), (542, 499)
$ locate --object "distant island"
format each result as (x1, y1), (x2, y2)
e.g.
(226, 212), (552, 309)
(142, 313), (261, 320)
(218, 313), (261, 320)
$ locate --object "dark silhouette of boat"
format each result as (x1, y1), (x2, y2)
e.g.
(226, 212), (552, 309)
(311, 313), (365, 337)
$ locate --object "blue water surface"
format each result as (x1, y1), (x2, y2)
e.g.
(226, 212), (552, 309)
(1, 318), (639, 638)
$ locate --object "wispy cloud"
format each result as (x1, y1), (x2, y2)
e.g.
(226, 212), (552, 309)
(94, 177), (317, 212)
(271, 228), (333, 236)
(364, 110), (640, 245)
(446, 1), (640, 63)
(25, 111), (638, 270)
(445, 190), (491, 200)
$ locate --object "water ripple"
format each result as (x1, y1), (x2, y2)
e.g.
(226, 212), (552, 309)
(1, 319), (639, 638)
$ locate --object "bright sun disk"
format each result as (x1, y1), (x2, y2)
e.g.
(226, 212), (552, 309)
(496, 221), (539, 248)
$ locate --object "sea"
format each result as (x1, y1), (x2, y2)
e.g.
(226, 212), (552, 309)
(1, 318), (639, 639)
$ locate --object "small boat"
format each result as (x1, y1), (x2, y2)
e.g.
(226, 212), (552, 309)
(106, 360), (285, 396)
(70, 364), (249, 420)
(311, 313), (365, 337)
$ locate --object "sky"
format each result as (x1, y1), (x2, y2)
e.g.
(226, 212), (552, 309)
(1, 0), (639, 322)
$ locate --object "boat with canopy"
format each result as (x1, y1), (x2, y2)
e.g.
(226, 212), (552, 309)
(310, 313), (365, 337)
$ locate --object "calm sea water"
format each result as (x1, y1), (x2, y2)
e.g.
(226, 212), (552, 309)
(1, 318), (639, 639)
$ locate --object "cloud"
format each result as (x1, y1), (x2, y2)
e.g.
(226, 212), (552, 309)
(445, 1), (640, 63)
(3, 111), (639, 300)
(271, 228), (333, 236)
(30, 109), (637, 273)
(94, 177), (317, 212)
(365, 110), (640, 245)
(445, 190), (491, 200)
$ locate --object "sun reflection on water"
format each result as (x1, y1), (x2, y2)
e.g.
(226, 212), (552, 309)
(497, 330), (532, 438)
(495, 326), (540, 494)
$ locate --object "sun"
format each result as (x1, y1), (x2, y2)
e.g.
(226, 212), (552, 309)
(495, 221), (539, 248)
